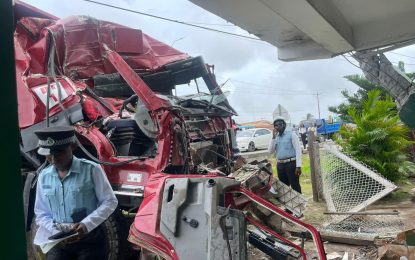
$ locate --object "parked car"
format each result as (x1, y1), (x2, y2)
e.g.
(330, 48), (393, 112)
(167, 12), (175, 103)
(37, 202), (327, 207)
(237, 128), (273, 152)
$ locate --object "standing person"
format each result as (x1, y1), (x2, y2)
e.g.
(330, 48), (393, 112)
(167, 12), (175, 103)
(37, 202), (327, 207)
(268, 117), (302, 193)
(33, 126), (118, 259)
(298, 123), (307, 149)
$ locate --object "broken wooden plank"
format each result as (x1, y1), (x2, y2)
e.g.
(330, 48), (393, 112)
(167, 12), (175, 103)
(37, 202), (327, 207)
(287, 229), (374, 246)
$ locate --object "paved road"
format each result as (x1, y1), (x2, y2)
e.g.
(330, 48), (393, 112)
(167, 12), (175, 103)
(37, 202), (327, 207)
(240, 149), (270, 162)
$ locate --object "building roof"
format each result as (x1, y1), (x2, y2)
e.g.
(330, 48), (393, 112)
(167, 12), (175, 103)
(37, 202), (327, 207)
(189, 0), (415, 61)
(239, 120), (273, 130)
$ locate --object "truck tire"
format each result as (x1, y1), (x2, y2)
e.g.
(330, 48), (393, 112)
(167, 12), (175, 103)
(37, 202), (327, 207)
(28, 214), (120, 260)
(103, 214), (120, 260)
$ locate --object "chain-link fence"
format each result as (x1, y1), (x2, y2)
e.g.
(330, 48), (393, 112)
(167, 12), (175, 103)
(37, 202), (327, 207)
(318, 143), (402, 239)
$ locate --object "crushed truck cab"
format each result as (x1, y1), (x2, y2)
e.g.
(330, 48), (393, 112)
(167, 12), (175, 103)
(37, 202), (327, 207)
(15, 1), (326, 259)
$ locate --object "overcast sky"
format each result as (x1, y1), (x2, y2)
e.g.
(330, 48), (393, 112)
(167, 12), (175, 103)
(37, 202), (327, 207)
(23, 0), (415, 124)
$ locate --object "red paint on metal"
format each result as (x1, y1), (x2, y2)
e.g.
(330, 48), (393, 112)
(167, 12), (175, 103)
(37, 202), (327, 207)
(114, 27), (144, 54)
(15, 12), (188, 127)
(104, 46), (170, 111)
(229, 187), (327, 260)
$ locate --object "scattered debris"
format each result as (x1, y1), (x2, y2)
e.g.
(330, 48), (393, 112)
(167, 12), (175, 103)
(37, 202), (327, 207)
(378, 244), (415, 259)
(229, 159), (271, 192)
(270, 180), (307, 218)
(377, 228), (415, 259)
(326, 252), (343, 260)
(342, 252), (348, 260)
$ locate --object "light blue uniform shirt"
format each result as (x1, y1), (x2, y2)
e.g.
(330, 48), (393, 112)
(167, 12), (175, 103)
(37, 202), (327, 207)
(34, 156), (118, 244)
(268, 129), (302, 167)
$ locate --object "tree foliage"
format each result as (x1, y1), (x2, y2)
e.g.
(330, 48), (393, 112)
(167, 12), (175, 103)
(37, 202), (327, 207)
(337, 90), (415, 181)
(328, 75), (388, 122)
(329, 65), (415, 123)
(306, 113), (314, 120)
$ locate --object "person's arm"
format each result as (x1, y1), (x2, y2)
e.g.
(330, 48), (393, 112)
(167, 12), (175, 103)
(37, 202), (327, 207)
(80, 165), (118, 232)
(268, 139), (276, 154)
(291, 132), (302, 168)
(34, 174), (59, 234)
(268, 129), (277, 154)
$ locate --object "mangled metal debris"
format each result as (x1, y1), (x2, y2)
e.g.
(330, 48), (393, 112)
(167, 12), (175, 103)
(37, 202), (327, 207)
(230, 159), (307, 218)
(270, 180), (307, 218)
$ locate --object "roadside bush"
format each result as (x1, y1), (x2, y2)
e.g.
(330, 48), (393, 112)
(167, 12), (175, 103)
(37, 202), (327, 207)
(337, 90), (415, 181)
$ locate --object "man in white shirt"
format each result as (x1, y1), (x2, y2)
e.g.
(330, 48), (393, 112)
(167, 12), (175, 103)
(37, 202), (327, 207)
(268, 117), (302, 193)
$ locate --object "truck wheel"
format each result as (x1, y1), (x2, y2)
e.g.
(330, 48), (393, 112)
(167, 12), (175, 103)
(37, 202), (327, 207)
(103, 214), (120, 260)
(28, 214), (120, 260)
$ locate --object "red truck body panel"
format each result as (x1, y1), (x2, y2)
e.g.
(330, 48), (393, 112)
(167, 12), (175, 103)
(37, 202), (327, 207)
(15, 2), (326, 259)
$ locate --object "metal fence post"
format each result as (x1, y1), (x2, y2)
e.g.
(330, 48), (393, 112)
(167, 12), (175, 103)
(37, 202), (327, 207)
(308, 131), (319, 202)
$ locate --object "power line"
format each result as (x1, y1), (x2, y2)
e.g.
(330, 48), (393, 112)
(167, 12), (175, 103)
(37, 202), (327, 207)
(390, 61), (415, 66)
(188, 22), (235, 27)
(389, 51), (415, 60)
(189, 76), (343, 97)
(82, 0), (262, 41)
(191, 83), (339, 96)
(215, 76), (316, 94)
(230, 90), (317, 96)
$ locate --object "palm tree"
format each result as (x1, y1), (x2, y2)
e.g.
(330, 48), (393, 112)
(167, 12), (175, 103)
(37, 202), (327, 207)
(338, 90), (415, 181)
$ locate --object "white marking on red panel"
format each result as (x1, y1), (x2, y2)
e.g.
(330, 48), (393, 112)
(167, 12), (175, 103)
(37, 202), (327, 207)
(32, 82), (69, 109)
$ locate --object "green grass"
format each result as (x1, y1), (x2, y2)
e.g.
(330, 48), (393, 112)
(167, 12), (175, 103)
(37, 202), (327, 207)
(268, 154), (313, 198)
(299, 154), (312, 198)
(377, 179), (414, 204)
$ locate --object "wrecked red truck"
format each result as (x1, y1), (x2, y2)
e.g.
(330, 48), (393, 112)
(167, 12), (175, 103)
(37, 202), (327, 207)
(15, 1), (326, 259)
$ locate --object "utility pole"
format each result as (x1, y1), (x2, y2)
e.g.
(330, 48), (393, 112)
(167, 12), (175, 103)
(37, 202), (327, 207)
(315, 91), (321, 119)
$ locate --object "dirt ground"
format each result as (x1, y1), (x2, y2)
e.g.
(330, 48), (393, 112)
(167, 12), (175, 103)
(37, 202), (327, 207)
(247, 198), (415, 259)
(247, 155), (415, 259)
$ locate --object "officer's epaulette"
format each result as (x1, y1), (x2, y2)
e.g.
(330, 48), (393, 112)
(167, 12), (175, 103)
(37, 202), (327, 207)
(79, 158), (99, 167)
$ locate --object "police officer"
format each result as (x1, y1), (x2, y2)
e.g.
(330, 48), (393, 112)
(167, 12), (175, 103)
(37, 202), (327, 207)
(33, 126), (118, 259)
(268, 117), (302, 193)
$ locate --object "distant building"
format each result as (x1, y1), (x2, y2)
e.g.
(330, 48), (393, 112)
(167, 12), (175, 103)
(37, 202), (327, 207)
(239, 120), (273, 130)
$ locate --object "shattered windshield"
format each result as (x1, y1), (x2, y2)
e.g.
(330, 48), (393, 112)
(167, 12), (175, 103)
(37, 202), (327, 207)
(179, 91), (230, 105)
(156, 74), (237, 115)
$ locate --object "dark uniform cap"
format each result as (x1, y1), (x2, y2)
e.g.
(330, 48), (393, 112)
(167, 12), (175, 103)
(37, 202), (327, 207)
(34, 126), (75, 156)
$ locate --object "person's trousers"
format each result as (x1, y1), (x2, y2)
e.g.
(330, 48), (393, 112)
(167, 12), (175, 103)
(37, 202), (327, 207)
(300, 133), (307, 149)
(277, 160), (301, 193)
(47, 225), (106, 260)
